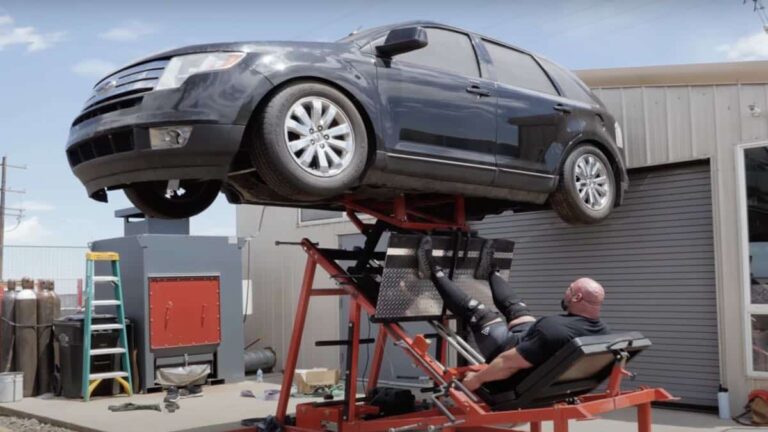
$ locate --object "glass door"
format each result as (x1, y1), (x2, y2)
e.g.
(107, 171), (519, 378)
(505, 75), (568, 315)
(741, 143), (768, 375)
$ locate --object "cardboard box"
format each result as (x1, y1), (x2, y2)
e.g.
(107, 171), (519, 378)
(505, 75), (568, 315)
(294, 368), (339, 394)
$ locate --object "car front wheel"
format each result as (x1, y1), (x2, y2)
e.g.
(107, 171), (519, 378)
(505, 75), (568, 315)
(124, 180), (221, 219)
(550, 144), (616, 224)
(250, 82), (368, 199)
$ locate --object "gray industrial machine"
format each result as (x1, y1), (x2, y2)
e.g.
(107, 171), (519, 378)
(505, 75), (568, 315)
(91, 208), (245, 392)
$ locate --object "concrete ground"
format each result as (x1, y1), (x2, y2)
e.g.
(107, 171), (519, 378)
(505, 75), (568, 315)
(0, 377), (321, 432)
(532, 409), (741, 432)
(0, 374), (748, 432)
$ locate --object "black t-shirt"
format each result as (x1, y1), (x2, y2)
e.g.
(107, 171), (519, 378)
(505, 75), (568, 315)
(514, 314), (608, 366)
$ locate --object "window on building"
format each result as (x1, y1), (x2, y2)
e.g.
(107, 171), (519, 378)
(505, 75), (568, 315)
(395, 28), (480, 78)
(743, 144), (768, 373)
(539, 58), (599, 105)
(483, 41), (557, 95)
(298, 209), (345, 224)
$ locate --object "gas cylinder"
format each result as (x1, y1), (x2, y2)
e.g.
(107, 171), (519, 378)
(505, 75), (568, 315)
(14, 278), (37, 396)
(48, 280), (61, 320)
(36, 280), (54, 395)
(0, 281), (17, 372)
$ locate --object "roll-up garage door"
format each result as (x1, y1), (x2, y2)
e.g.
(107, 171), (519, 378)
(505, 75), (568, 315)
(471, 162), (718, 407)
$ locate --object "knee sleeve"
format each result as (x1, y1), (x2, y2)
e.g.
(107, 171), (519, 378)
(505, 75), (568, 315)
(489, 273), (531, 322)
(500, 301), (531, 322)
(465, 298), (503, 331)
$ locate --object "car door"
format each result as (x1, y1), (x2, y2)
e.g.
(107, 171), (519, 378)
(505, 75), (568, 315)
(482, 40), (569, 190)
(375, 27), (497, 186)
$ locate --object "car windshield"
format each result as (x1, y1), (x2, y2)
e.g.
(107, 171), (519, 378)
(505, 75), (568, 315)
(337, 25), (389, 44)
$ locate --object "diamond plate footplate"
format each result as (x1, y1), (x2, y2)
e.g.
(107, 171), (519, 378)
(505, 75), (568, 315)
(374, 234), (514, 322)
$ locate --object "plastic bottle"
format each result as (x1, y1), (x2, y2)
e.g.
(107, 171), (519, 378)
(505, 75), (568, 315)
(256, 368), (264, 383)
(718, 385), (730, 420)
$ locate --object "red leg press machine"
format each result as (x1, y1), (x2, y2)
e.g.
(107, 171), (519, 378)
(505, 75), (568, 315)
(265, 195), (674, 432)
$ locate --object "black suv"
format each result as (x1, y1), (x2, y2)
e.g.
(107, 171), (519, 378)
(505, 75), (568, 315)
(66, 21), (627, 224)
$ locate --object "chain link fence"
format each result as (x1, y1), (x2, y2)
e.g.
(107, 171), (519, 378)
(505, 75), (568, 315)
(2, 245), (88, 316)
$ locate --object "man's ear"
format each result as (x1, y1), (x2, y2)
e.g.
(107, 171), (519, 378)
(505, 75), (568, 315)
(572, 293), (583, 302)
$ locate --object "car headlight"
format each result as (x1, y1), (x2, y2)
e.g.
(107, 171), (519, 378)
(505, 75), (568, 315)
(614, 121), (624, 149)
(156, 52), (246, 90)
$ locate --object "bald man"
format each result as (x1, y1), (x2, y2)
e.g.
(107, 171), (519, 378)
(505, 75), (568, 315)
(417, 236), (609, 391)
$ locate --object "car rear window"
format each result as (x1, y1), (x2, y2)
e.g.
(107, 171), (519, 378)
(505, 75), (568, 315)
(395, 28), (480, 78)
(483, 41), (557, 95)
(539, 58), (599, 105)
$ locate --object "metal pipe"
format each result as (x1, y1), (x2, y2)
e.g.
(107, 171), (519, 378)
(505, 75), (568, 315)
(430, 323), (479, 366)
(431, 321), (485, 364)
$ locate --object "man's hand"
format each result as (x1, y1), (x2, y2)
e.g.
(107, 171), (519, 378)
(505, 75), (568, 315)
(462, 348), (533, 392)
(462, 371), (481, 391)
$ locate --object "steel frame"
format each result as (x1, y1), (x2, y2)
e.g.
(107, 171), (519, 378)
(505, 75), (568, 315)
(272, 195), (675, 432)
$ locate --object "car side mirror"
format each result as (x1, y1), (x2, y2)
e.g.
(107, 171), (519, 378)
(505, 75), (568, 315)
(375, 27), (428, 58)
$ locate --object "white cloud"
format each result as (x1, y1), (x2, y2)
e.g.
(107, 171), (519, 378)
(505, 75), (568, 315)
(0, 14), (65, 52)
(4, 216), (51, 245)
(71, 59), (117, 78)
(716, 32), (768, 61)
(19, 201), (55, 212)
(100, 21), (156, 42)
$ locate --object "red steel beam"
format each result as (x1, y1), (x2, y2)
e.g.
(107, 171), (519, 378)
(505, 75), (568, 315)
(346, 301), (361, 421)
(276, 256), (317, 423)
(367, 325), (387, 390)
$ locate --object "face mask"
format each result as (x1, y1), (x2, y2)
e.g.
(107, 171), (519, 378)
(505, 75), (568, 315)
(561, 298), (569, 311)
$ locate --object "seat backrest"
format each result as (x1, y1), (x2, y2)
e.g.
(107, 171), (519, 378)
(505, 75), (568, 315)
(476, 332), (650, 411)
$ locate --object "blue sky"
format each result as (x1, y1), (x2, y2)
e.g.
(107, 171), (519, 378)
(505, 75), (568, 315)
(0, 0), (766, 247)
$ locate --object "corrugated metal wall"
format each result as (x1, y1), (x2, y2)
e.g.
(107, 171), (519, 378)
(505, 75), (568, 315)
(593, 84), (768, 168)
(594, 84), (768, 410)
(472, 162), (718, 406)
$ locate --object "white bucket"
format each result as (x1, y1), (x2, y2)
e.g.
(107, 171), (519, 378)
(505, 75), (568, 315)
(0, 372), (23, 403)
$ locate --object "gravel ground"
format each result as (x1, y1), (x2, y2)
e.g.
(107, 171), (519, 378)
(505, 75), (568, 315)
(0, 416), (75, 432)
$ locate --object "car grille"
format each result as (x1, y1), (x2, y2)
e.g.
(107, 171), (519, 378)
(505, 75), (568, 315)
(67, 129), (134, 168)
(74, 59), (170, 124)
(72, 95), (144, 126)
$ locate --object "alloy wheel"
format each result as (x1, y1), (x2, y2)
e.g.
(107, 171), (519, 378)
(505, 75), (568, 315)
(573, 154), (611, 211)
(283, 96), (355, 177)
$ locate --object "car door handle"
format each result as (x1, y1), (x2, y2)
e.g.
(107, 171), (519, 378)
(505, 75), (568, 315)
(553, 104), (572, 114)
(466, 84), (491, 97)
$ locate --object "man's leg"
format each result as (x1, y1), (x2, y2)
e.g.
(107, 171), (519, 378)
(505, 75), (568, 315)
(489, 269), (536, 327)
(418, 236), (514, 361)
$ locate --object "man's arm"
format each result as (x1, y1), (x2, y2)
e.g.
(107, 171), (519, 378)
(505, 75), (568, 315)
(463, 348), (533, 391)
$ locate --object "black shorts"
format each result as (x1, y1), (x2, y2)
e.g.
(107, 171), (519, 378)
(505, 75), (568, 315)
(473, 321), (535, 362)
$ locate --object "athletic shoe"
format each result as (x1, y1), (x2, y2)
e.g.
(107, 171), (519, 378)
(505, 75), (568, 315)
(416, 236), (435, 279)
(164, 386), (180, 403)
(475, 239), (496, 280)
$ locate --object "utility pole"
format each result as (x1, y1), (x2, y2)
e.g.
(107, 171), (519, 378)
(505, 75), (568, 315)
(0, 156), (27, 281)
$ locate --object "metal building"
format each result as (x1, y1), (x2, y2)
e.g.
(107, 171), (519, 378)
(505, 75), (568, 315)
(236, 60), (768, 412)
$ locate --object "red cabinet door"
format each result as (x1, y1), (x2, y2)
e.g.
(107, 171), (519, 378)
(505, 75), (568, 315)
(149, 276), (221, 349)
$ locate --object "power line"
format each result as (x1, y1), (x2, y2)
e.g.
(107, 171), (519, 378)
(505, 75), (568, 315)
(0, 156), (27, 281)
(745, 0), (768, 29)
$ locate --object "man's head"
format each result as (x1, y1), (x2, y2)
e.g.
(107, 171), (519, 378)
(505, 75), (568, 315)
(561, 277), (605, 320)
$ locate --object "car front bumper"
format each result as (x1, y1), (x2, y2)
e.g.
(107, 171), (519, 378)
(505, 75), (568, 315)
(66, 63), (273, 201)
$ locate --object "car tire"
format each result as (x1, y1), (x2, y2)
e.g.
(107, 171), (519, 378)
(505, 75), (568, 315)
(550, 144), (616, 225)
(250, 82), (368, 199)
(124, 180), (221, 219)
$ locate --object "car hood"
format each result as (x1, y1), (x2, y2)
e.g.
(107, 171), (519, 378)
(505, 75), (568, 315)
(97, 41), (351, 85)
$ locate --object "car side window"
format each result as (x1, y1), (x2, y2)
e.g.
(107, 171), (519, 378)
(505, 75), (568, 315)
(394, 28), (480, 78)
(539, 58), (598, 105)
(483, 41), (557, 95)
